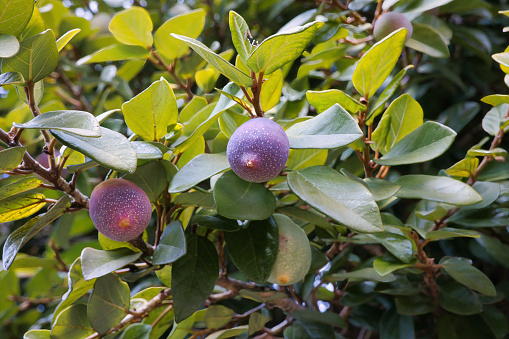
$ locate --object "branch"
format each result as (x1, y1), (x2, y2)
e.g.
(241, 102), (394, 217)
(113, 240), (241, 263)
(148, 48), (193, 101)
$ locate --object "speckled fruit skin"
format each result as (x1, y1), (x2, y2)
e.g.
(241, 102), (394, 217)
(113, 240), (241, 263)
(373, 12), (413, 42)
(89, 178), (152, 242)
(226, 118), (290, 183)
(268, 214), (311, 286)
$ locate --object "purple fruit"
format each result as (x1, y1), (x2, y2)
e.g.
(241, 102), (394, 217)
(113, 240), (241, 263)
(89, 178), (152, 242)
(373, 12), (413, 42)
(227, 117), (290, 183)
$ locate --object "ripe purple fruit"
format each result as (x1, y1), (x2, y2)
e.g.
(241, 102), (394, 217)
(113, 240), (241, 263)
(373, 12), (413, 42)
(227, 117), (290, 183)
(89, 178), (152, 242)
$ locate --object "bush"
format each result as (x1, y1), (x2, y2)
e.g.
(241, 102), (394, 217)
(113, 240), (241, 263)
(1, 0), (509, 338)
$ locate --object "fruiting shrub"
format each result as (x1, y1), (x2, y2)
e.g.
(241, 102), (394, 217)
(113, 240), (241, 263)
(268, 214), (312, 286)
(226, 118), (290, 183)
(373, 12), (413, 41)
(89, 178), (152, 242)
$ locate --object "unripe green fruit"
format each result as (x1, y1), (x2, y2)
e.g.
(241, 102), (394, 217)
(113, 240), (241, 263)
(268, 214), (312, 286)
(373, 12), (413, 42)
(89, 178), (152, 242)
(226, 118), (290, 183)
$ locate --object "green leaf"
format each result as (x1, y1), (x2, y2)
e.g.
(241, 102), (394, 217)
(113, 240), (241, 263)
(372, 94), (423, 154)
(352, 28), (407, 98)
(214, 171), (276, 220)
(56, 29), (81, 52)
(373, 257), (415, 276)
(363, 178), (401, 201)
(291, 310), (347, 328)
(375, 121), (456, 166)
(367, 65), (414, 124)
(395, 175), (482, 205)
(81, 247), (142, 281)
(108, 7), (153, 47)
(306, 89), (366, 114)
(218, 110), (251, 139)
(53, 258), (96, 324)
(247, 21), (324, 75)
(18, 6), (44, 41)
(395, 294), (434, 315)
(0, 71), (25, 86)
(174, 191), (216, 209)
(23, 330), (50, 339)
(442, 257), (496, 296)
(426, 228), (480, 241)
(285, 104), (363, 149)
(122, 78), (177, 142)
(204, 305), (235, 329)
(76, 45), (150, 65)
(327, 268), (396, 283)
(206, 326), (249, 339)
(286, 149), (328, 170)
(169, 153), (230, 193)
(446, 157), (479, 178)
(13, 110), (101, 137)
(0, 193), (47, 223)
(51, 304), (95, 339)
(229, 11), (252, 62)
(0, 177), (42, 201)
(0, 0), (34, 36)
(88, 274), (130, 335)
(438, 281), (482, 316)
(467, 147), (507, 157)
(172, 234), (219, 322)
(131, 141), (164, 164)
(406, 22), (450, 58)
(249, 312), (271, 335)
(366, 232), (413, 263)
(50, 127), (137, 173)
(2, 29), (58, 83)
(119, 324), (152, 339)
(2, 195), (71, 270)
(123, 160), (167, 202)
(379, 308), (415, 339)
(481, 94), (509, 106)
(0, 34), (19, 58)
(191, 214), (240, 232)
(0, 146), (26, 172)
(154, 9), (206, 60)
(152, 221), (186, 265)
(480, 305), (509, 339)
(224, 217), (279, 283)
(260, 69), (284, 111)
(288, 166), (383, 233)
(482, 103), (509, 136)
(171, 34), (252, 87)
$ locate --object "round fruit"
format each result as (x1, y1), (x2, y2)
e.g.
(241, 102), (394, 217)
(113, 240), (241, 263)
(373, 12), (413, 42)
(89, 178), (152, 242)
(268, 214), (312, 286)
(226, 118), (290, 183)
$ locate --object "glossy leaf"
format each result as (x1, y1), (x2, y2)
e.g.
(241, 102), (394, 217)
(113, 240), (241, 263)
(206, 326), (249, 339)
(426, 228), (480, 240)
(109, 7), (153, 47)
(373, 257), (415, 276)
(123, 160), (167, 202)
(291, 310), (346, 328)
(51, 304), (95, 339)
(372, 94), (423, 154)
(154, 9), (206, 60)
(56, 29), (81, 52)
(306, 89), (367, 114)
(0, 34), (19, 58)
(14, 110), (101, 137)
(375, 121), (456, 166)
(481, 94), (509, 106)
(122, 78), (177, 142)
(204, 305), (235, 329)
(327, 268), (396, 283)
(224, 217), (279, 283)
(2, 195), (71, 270)
(0, 193), (47, 223)
(230, 11), (252, 62)
(23, 330), (50, 339)
(2, 30), (58, 83)
(152, 221), (186, 265)
(438, 281), (482, 315)
(395, 175), (482, 205)
(482, 103), (509, 136)
(363, 178), (401, 201)
(50, 127), (137, 174)
(287, 166), (383, 232)
(77, 45), (150, 65)
(88, 274), (130, 335)
(0, 0), (34, 36)
(286, 149), (328, 170)
(352, 28), (407, 98)
(174, 192), (216, 209)
(169, 153), (230, 193)
(0, 177), (42, 201)
(286, 104), (363, 149)
(406, 22), (450, 58)
(171, 34), (252, 86)
(119, 324), (151, 339)
(0, 147), (26, 172)
(81, 247), (142, 281)
(172, 234), (219, 322)
(446, 157), (479, 178)
(0, 71), (25, 86)
(247, 21), (324, 75)
(442, 257), (496, 296)
(379, 308), (415, 339)
(214, 171), (277, 220)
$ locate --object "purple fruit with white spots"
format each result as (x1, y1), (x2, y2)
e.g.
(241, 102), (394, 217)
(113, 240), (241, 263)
(373, 12), (413, 42)
(89, 178), (152, 242)
(227, 117), (290, 183)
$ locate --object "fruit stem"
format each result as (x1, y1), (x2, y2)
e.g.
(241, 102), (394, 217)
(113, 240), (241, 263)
(251, 71), (265, 117)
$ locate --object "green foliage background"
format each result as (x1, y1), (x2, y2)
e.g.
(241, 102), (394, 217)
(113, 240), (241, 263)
(1, 0), (509, 338)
